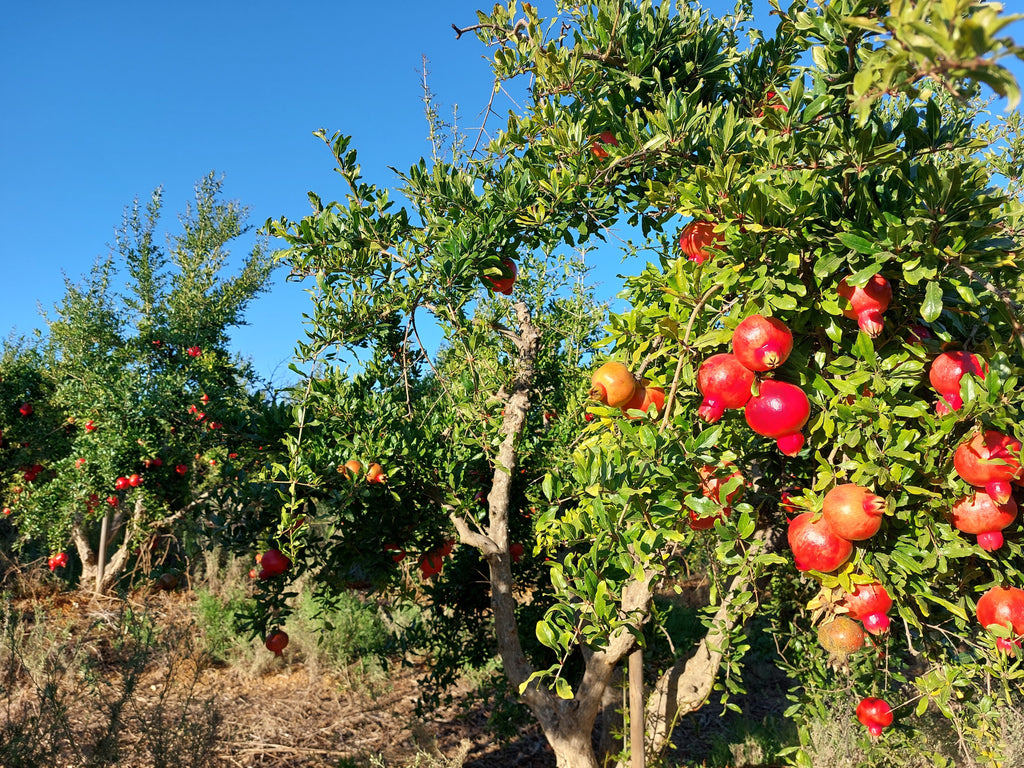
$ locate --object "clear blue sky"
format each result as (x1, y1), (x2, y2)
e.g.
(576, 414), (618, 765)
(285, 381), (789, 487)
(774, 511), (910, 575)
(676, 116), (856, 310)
(2, 1), (1022, 389)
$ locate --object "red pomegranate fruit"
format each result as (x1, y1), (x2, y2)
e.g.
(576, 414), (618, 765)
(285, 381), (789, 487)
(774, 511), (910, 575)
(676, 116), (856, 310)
(817, 616), (865, 661)
(265, 630), (289, 656)
(620, 380), (665, 418)
(696, 353), (755, 422)
(689, 463), (743, 530)
(841, 582), (893, 635)
(953, 430), (1022, 504)
(732, 314), (793, 372)
(678, 220), (724, 265)
(590, 362), (638, 409)
(856, 697), (893, 737)
(787, 512), (853, 572)
(821, 484), (886, 541)
(951, 492), (1017, 551)
(976, 586), (1024, 649)
(744, 380), (811, 456)
(928, 350), (987, 415)
(837, 275), (892, 337)
(258, 549), (291, 580)
(484, 257), (517, 295)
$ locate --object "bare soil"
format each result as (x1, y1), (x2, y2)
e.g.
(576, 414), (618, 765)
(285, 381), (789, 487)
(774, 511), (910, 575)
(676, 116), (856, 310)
(2, 582), (790, 768)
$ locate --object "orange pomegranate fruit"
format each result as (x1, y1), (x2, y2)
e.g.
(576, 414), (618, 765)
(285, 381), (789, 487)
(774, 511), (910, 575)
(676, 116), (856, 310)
(951, 492), (1017, 551)
(841, 582), (893, 635)
(821, 483), (886, 541)
(787, 512), (853, 572)
(817, 616), (866, 661)
(590, 362), (638, 409)
(678, 220), (725, 265)
(953, 430), (1022, 504)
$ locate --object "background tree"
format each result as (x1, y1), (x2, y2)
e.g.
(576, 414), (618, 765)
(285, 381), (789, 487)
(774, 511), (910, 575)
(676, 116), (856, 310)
(0, 173), (277, 592)
(258, 1), (1024, 766)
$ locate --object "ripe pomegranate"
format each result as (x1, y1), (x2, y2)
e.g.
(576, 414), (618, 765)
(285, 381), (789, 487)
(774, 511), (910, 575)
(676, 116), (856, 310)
(744, 380), (810, 456)
(128, 474), (142, 487)
(591, 131), (618, 159)
(837, 275), (892, 337)
(510, 542), (525, 563)
(817, 616), (865, 661)
(342, 459), (362, 478)
(953, 430), (1022, 504)
(590, 362), (638, 409)
(678, 220), (724, 265)
(258, 549), (291, 579)
(366, 463), (387, 484)
(731, 315), (793, 372)
(484, 257), (517, 295)
(384, 543), (406, 563)
(841, 582), (892, 635)
(951, 492), (1017, 551)
(787, 512), (852, 572)
(821, 484), (886, 541)
(689, 463), (743, 530)
(419, 550), (444, 579)
(115, 476), (129, 491)
(265, 630), (289, 656)
(976, 586), (1024, 650)
(928, 351), (987, 415)
(19, 403), (33, 417)
(856, 697), (893, 737)
(621, 380), (665, 418)
(696, 353), (754, 422)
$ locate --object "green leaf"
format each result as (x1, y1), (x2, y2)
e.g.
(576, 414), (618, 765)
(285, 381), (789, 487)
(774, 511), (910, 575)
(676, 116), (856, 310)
(921, 281), (943, 322)
(554, 676), (574, 700)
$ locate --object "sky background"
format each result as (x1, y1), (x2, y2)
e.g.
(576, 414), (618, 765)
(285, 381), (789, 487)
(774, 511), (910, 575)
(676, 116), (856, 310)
(2, 1), (1022, 390)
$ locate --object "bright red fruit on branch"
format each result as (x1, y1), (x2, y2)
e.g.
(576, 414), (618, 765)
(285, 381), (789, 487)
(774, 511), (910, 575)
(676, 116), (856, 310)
(821, 483), (886, 541)
(175, 464), (189, 475)
(258, 549), (291, 579)
(589, 362), (638, 409)
(841, 582), (893, 635)
(484, 257), (517, 295)
(856, 697), (894, 737)
(696, 353), (754, 423)
(928, 350), (987, 415)
(590, 131), (618, 159)
(743, 380), (810, 456)
(419, 550), (445, 579)
(19, 402), (33, 417)
(817, 616), (865, 662)
(47, 552), (68, 571)
(837, 275), (892, 337)
(128, 473), (142, 487)
(976, 586), (1024, 648)
(265, 630), (289, 657)
(953, 430), (1022, 504)
(115, 476), (129, 491)
(951, 492), (1017, 551)
(677, 220), (724, 265)
(85, 420), (96, 432)
(731, 315), (793, 372)
(787, 512), (853, 572)
(186, 346), (202, 357)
